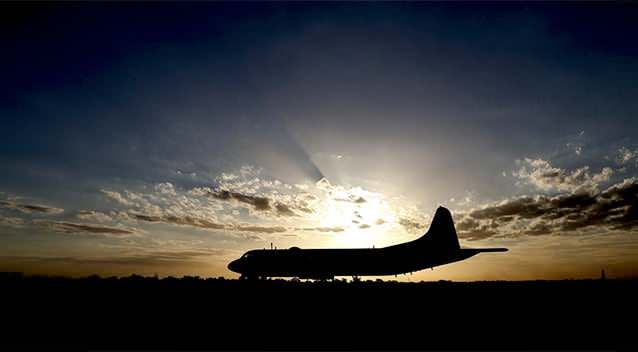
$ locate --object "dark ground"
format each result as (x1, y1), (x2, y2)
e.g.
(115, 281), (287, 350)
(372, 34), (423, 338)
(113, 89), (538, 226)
(2, 273), (636, 351)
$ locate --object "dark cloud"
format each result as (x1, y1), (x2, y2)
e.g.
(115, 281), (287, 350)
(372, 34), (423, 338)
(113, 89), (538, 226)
(458, 226), (498, 241)
(0, 215), (25, 228)
(145, 249), (226, 260)
(0, 248), (226, 267)
(234, 224), (287, 234)
(130, 213), (226, 230)
(524, 222), (553, 236)
(194, 220), (226, 230)
(498, 216), (515, 223)
(469, 197), (546, 220)
(47, 222), (136, 236)
(359, 224), (370, 229)
(129, 211), (289, 234)
(456, 217), (480, 231)
(275, 203), (297, 217)
(458, 177), (638, 240)
(456, 212), (500, 240)
(199, 188), (311, 216)
(0, 200), (63, 214)
(296, 205), (314, 214)
(298, 226), (345, 233)
(210, 190), (271, 211)
(131, 213), (162, 222)
(164, 215), (225, 230)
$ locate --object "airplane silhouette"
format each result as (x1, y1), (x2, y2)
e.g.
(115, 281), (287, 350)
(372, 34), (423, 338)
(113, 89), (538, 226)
(228, 206), (507, 280)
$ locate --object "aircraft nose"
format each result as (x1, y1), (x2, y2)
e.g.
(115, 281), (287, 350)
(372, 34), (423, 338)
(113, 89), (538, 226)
(228, 259), (241, 273)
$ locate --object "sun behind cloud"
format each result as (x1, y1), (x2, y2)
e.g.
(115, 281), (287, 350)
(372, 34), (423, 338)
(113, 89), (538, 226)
(314, 177), (400, 248)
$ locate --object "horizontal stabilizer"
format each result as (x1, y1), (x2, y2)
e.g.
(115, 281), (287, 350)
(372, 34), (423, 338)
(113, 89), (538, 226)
(474, 248), (508, 252)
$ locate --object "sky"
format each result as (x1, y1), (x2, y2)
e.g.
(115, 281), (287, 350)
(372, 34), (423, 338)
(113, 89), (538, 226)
(1, 2), (637, 280)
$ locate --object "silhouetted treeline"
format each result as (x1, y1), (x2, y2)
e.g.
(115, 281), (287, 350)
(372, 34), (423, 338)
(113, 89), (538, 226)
(3, 273), (636, 350)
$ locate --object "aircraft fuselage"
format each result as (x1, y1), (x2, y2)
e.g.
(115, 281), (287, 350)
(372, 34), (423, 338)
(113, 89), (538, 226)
(228, 242), (481, 279)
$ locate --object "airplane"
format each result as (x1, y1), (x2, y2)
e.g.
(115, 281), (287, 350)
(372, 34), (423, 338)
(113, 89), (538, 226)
(227, 206), (507, 280)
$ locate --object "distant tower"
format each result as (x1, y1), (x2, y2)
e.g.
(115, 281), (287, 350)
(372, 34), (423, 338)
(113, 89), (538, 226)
(600, 269), (606, 280)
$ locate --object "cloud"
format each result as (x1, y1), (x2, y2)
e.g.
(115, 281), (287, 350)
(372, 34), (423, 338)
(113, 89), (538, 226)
(334, 195), (367, 204)
(514, 158), (613, 193)
(130, 213), (225, 230)
(524, 222), (554, 236)
(0, 200), (64, 214)
(1, 248), (227, 267)
(618, 147), (638, 165)
(0, 215), (25, 228)
(316, 177), (369, 204)
(398, 218), (427, 234)
(190, 185), (315, 218)
(233, 224), (287, 234)
(459, 226), (498, 241)
(128, 211), (289, 234)
(93, 167), (434, 239)
(468, 197), (546, 220)
(456, 217), (480, 231)
(298, 226), (345, 233)
(274, 203), (297, 217)
(101, 190), (132, 206)
(166, 216), (226, 230)
(42, 221), (137, 237)
(193, 187), (273, 212)
(212, 190), (271, 211)
(452, 216), (501, 240)
(76, 210), (113, 222)
(359, 224), (371, 229)
(154, 182), (176, 196)
(129, 213), (162, 222)
(456, 177), (638, 240)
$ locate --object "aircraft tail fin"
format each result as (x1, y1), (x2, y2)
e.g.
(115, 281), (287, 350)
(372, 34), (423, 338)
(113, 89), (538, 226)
(419, 206), (460, 251)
